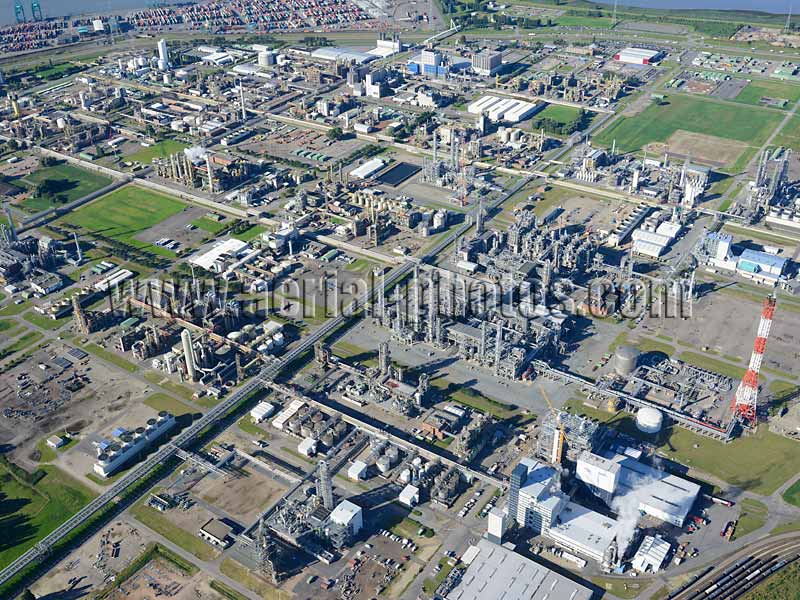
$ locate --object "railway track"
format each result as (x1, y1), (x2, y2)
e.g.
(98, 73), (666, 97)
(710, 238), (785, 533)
(669, 534), (800, 600)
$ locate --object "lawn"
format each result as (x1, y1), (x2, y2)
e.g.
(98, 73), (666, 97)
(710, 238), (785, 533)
(535, 103), (583, 125)
(142, 371), (195, 401)
(782, 479), (800, 508)
(773, 115), (800, 151)
(129, 500), (218, 561)
(23, 310), (71, 330)
(430, 377), (515, 420)
(20, 162), (111, 212)
(0, 330), (43, 360)
(734, 79), (800, 109)
(591, 576), (651, 600)
(565, 400), (800, 495)
(81, 343), (138, 372)
(61, 185), (186, 257)
(143, 393), (195, 417)
(232, 224), (267, 242)
(594, 94), (781, 155)
(35, 436), (78, 463)
(741, 561), (800, 600)
(191, 216), (229, 234)
(732, 499), (769, 540)
(679, 351), (746, 380)
(219, 557), (290, 600)
(128, 139), (188, 164)
(0, 464), (95, 570)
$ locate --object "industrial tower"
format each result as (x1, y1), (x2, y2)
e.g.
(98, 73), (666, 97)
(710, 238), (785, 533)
(732, 295), (777, 425)
(316, 459), (334, 510)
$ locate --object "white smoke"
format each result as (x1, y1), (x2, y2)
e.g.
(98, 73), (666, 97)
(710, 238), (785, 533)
(611, 472), (660, 559)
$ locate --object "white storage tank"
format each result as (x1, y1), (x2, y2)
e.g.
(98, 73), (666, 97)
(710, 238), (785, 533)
(615, 345), (640, 377)
(636, 407), (663, 434)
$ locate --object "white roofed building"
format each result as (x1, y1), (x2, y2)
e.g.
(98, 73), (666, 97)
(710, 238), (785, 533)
(445, 538), (593, 600)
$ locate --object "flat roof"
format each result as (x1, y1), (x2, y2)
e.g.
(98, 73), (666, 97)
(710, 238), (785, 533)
(330, 499), (362, 525)
(607, 452), (700, 522)
(738, 248), (787, 269)
(446, 539), (593, 600)
(189, 238), (249, 270)
(547, 501), (621, 557)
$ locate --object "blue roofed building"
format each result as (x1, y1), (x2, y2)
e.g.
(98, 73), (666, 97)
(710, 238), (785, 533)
(736, 248), (788, 285)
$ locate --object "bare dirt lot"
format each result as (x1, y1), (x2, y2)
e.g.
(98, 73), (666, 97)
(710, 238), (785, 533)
(195, 460), (288, 523)
(645, 130), (748, 168)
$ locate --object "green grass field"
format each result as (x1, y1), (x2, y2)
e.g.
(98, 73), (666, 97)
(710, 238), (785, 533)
(734, 79), (800, 109)
(21, 163), (111, 212)
(782, 479), (800, 507)
(535, 103), (583, 125)
(128, 140), (188, 164)
(732, 499), (769, 540)
(565, 400), (800, 495)
(232, 224), (266, 242)
(81, 343), (138, 372)
(143, 393), (195, 417)
(594, 94), (781, 156)
(191, 216), (228, 234)
(773, 115), (800, 151)
(0, 464), (95, 570)
(0, 330), (43, 360)
(741, 561), (800, 600)
(61, 186), (186, 257)
(130, 499), (218, 561)
(23, 310), (71, 331)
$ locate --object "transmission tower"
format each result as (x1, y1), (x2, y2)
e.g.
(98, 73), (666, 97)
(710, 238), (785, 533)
(732, 295), (777, 425)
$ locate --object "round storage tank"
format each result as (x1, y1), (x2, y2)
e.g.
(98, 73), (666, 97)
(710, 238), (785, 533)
(615, 345), (640, 377)
(636, 407), (663, 434)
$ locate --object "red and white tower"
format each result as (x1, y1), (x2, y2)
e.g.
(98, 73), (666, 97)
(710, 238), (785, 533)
(732, 295), (777, 425)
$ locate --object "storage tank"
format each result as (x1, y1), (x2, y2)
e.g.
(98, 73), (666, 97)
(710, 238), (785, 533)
(636, 407), (663, 434)
(615, 345), (640, 377)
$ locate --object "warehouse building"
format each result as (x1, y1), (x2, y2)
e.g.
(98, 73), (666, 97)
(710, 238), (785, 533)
(467, 95), (541, 123)
(614, 47), (662, 65)
(736, 248), (788, 285)
(447, 538), (594, 600)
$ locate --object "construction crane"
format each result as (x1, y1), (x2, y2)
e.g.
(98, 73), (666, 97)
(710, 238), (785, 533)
(732, 294), (777, 426)
(539, 385), (565, 465)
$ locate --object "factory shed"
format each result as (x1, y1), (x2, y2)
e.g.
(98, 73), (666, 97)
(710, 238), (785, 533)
(445, 538), (593, 600)
(632, 535), (671, 573)
(350, 158), (385, 180)
(250, 401), (276, 423)
(614, 47), (662, 65)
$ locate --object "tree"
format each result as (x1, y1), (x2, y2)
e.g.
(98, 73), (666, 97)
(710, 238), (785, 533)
(40, 155), (58, 168)
(326, 127), (344, 141)
(19, 589), (37, 600)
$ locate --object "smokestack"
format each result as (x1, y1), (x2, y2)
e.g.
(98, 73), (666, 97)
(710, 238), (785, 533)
(181, 328), (197, 381)
(4, 204), (17, 242)
(73, 232), (82, 263)
(205, 152), (214, 193)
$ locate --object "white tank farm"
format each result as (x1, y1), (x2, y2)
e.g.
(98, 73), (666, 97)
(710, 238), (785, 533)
(636, 407), (663, 434)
